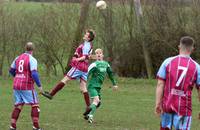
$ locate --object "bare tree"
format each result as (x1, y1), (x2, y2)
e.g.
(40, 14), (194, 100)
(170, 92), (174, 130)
(0, 7), (6, 76)
(0, 5), (9, 76)
(101, 1), (115, 63)
(134, 0), (153, 78)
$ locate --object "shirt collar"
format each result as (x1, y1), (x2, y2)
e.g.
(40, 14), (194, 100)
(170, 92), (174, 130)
(84, 41), (90, 44)
(178, 54), (190, 58)
(25, 51), (33, 55)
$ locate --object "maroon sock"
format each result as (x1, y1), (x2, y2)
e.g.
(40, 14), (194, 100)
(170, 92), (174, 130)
(83, 92), (90, 107)
(160, 126), (171, 130)
(50, 82), (65, 96)
(11, 107), (21, 128)
(31, 106), (40, 129)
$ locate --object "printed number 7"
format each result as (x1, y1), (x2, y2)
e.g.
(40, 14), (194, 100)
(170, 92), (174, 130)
(176, 66), (188, 87)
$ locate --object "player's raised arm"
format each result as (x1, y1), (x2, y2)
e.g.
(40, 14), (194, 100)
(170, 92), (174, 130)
(73, 43), (90, 62)
(74, 29), (95, 62)
(89, 54), (97, 60)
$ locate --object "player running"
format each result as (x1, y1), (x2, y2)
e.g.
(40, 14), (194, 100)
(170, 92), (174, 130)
(155, 36), (200, 130)
(42, 29), (95, 110)
(83, 48), (118, 123)
(9, 42), (44, 130)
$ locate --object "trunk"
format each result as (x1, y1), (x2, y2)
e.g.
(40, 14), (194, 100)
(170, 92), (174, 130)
(45, 63), (51, 77)
(0, 42), (6, 76)
(104, 10), (114, 62)
(48, 43), (65, 74)
(66, 0), (90, 71)
(0, 8), (6, 76)
(52, 64), (57, 76)
(54, 55), (65, 74)
(134, 0), (153, 78)
(141, 40), (153, 78)
(101, 1), (114, 63)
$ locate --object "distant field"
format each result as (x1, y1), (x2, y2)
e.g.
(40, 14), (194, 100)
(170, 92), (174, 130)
(0, 77), (200, 130)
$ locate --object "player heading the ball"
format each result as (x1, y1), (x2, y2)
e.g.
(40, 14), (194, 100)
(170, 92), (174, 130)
(42, 29), (96, 112)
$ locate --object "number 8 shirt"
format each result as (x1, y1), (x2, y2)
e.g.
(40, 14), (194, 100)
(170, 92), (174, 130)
(157, 55), (200, 116)
(11, 52), (37, 90)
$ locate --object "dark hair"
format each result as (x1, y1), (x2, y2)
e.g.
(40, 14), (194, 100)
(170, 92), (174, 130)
(25, 42), (35, 51)
(180, 36), (194, 48)
(87, 29), (95, 42)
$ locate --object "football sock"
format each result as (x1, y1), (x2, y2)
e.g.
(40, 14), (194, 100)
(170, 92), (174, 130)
(83, 92), (90, 107)
(160, 127), (171, 130)
(31, 106), (40, 129)
(50, 82), (65, 96)
(11, 107), (21, 128)
(89, 104), (97, 115)
(83, 107), (92, 116)
(96, 102), (101, 108)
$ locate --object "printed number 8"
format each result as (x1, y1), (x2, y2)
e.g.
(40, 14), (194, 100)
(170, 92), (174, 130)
(18, 60), (24, 72)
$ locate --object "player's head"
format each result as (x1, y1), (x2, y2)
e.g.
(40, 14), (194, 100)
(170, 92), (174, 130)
(179, 36), (194, 54)
(83, 29), (95, 42)
(95, 48), (104, 60)
(25, 42), (35, 52)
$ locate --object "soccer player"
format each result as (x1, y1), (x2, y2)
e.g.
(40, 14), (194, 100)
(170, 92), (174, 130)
(83, 48), (118, 123)
(9, 42), (44, 130)
(42, 29), (95, 110)
(155, 36), (200, 130)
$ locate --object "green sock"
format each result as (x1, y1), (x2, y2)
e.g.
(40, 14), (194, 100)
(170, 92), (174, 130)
(89, 104), (97, 115)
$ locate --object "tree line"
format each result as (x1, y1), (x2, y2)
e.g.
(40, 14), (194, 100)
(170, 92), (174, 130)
(0, 0), (200, 78)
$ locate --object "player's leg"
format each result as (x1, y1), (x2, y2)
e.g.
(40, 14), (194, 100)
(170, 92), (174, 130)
(22, 90), (43, 130)
(88, 96), (100, 115)
(10, 105), (23, 130)
(84, 87), (100, 123)
(49, 76), (70, 96)
(10, 90), (24, 130)
(42, 68), (74, 99)
(173, 114), (192, 130)
(83, 87), (97, 117)
(41, 79), (68, 100)
(87, 96), (100, 123)
(80, 79), (90, 107)
(160, 112), (173, 130)
(96, 93), (101, 109)
(31, 104), (41, 130)
(80, 70), (91, 108)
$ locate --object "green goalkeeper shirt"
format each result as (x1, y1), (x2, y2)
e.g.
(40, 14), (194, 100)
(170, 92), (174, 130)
(87, 60), (117, 88)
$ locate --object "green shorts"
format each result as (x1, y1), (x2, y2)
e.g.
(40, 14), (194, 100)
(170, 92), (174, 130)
(88, 87), (101, 98)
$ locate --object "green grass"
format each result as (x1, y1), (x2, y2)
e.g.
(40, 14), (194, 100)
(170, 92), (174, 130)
(0, 77), (200, 130)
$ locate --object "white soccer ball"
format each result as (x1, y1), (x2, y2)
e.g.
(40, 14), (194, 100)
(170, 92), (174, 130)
(96, 0), (107, 10)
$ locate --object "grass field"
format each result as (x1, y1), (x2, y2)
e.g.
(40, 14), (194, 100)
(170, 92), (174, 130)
(0, 77), (200, 130)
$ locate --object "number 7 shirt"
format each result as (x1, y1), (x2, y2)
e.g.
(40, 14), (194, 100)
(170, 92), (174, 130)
(10, 52), (38, 90)
(157, 55), (200, 116)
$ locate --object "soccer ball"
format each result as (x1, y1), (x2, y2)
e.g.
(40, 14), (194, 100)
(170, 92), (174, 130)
(96, 0), (107, 10)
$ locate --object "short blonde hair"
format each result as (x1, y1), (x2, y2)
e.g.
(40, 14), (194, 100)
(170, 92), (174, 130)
(95, 48), (103, 54)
